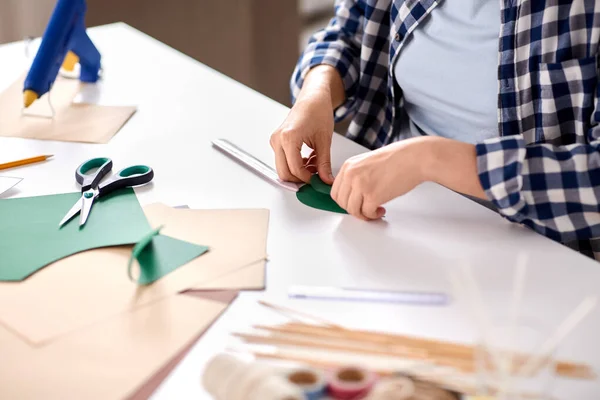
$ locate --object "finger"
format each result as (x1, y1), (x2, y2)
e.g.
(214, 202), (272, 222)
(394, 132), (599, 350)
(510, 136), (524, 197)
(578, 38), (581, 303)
(282, 140), (311, 183)
(333, 174), (351, 211)
(362, 200), (385, 220)
(315, 143), (334, 185)
(348, 189), (368, 220)
(273, 142), (302, 183)
(330, 168), (343, 202)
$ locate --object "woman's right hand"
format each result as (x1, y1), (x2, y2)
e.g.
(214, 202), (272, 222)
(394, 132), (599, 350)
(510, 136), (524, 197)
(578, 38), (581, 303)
(269, 65), (345, 185)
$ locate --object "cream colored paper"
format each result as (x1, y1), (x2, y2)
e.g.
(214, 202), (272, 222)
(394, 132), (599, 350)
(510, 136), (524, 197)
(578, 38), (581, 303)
(192, 258), (265, 290)
(0, 294), (228, 400)
(0, 204), (268, 344)
(0, 75), (136, 143)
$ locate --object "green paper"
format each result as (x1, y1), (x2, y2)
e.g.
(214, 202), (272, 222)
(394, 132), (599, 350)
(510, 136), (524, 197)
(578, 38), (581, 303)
(131, 234), (209, 285)
(310, 174), (333, 195)
(296, 180), (347, 214)
(127, 225), (163, 281)
(0, 188), (151, 281)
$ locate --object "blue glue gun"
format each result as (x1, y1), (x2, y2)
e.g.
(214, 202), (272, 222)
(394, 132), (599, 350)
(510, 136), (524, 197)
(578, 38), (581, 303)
(23, 0), (101, 108)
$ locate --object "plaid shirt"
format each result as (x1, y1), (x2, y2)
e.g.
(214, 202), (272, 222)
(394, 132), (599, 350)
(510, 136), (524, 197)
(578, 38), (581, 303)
(291, 0), (600, 259)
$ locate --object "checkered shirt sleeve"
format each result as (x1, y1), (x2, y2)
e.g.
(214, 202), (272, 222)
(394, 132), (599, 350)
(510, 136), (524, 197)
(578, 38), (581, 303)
(477, 55), (600, 243)
(290, 0), (363, 121)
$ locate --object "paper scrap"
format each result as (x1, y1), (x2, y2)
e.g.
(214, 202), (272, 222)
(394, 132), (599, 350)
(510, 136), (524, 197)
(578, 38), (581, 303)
(0, 188), (151, 281)
(0, 204), (268, 344)
(130, 231), (210, 285)
(0, 294), (231, 400)
(0, 176), (22, 197)
(0, 74), (136, 143)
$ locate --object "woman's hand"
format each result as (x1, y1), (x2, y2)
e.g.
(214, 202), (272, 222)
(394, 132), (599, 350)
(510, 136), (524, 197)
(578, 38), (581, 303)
(270, 65), (345, 184)
(331, 138), (430, 220)
(269, 93), (335, 184)
(331, 136), (487, 220)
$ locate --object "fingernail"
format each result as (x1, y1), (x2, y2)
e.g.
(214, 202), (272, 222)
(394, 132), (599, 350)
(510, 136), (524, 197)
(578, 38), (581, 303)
(328, 173), (334, 180)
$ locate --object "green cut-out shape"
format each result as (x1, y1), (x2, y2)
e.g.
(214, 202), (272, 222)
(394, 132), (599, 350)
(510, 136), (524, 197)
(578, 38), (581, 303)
(0, 188), (151, 281)
(128, 226), (209, 285)
(296, 180), (347, 214)
(310, 174), (332, 195)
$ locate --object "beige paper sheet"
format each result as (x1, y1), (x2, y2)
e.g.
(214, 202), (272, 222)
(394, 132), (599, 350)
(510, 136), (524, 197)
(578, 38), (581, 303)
(0, 294), (229, 400)
(192, 258), (265, 291)
(0, 204), (268, 344)
(0, 75), (136, 143)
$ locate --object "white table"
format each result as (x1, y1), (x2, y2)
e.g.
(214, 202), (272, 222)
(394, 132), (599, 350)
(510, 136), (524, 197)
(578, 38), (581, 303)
(1, 24), (599, 399)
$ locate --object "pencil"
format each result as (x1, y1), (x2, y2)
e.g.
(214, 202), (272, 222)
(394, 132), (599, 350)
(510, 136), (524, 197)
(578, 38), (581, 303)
(0, 155), (53, 170)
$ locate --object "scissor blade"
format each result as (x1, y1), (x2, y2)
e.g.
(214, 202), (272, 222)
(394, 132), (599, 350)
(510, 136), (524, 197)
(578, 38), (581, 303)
(59, 196), (84, 227)
(79, 192), (97, 226)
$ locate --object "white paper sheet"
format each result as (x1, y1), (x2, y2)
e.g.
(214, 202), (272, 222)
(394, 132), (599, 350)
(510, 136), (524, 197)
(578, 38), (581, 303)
(0, 176), (22, 197)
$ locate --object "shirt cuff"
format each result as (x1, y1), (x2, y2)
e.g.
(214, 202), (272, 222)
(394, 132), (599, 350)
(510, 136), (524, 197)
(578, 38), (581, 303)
(476, 135), (528, 220)
(291, 50), (359, 122)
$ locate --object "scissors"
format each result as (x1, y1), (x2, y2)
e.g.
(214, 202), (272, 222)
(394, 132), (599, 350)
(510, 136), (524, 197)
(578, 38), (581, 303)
(59, 157), (154, 228)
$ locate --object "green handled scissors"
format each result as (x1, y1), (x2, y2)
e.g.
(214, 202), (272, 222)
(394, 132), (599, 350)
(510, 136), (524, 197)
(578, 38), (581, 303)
(59, 157), (154, 228)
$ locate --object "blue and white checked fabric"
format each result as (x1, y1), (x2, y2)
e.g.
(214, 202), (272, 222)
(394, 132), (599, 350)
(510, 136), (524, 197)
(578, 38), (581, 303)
(291, 0), (600, 259)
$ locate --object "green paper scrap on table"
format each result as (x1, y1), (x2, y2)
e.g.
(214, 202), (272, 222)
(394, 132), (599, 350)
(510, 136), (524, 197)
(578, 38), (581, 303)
(0, 188), (151, 281)
(128, 226), (209, 285)
(296, 174), (347, 214)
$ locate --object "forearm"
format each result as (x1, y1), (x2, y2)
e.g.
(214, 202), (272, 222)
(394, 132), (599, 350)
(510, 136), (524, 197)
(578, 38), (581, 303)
(296, 65), (346, 110)
(421, 136), (487, 200)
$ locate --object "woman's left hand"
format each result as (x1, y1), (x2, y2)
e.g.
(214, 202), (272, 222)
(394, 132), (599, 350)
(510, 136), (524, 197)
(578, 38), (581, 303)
(331, 137), (430, 220)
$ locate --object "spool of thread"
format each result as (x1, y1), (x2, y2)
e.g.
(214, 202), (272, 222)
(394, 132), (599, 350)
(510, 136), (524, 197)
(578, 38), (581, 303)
(285, 367), (327, 400)
(367, 375), (462, 400)
(228, 362), (275, 400)
(365, 376), (415, 400)
(247, 374), (307, 400)
(202, 353), (251, 400)
(329, 366), (377, 399)
(202, 353), (306, 400)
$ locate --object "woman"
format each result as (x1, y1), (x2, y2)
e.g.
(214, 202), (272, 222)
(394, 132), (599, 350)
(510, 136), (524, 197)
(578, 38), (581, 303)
(270, 0), (600, 259)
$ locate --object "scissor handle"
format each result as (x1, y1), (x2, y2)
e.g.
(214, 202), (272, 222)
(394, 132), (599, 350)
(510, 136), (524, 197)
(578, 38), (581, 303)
(76, 157), (113, 192)
(98, 165), (154, 196)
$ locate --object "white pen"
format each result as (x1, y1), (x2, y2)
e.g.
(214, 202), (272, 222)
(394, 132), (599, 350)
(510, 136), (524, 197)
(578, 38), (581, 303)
(288, 285), (451, 306)
(212, 138), (302, 192)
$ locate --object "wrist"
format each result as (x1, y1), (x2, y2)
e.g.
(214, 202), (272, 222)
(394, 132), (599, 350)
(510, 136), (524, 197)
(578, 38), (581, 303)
(417, 136), (446, 183)
(300, 65), (345, 108)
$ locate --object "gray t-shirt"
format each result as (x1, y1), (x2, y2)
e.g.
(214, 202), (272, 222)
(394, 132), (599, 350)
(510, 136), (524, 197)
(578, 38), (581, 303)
(394, 0), (500, 144)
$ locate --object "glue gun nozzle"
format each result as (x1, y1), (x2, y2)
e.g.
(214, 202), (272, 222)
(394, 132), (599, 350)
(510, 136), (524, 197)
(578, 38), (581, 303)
(23, 90), (39, 108)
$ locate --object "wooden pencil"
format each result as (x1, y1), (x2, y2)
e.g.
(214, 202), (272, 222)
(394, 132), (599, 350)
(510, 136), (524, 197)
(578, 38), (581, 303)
(0, 155), (53, 170)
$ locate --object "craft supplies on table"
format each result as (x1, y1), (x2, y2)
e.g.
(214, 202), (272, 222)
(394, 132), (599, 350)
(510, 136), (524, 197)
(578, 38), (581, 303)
(22, 0), (101, 109)
(59, 157), (154, 227)
(0, 187), (152, 281)
(213, 139), (345, 213)
(0, 155), (53, 170)
(202, 352), (462, 400)
(0, 74), (137, 143)
(203, 353), (305, 400)
(224, 300), (596, 399)
(285, 367), (328, 400)
(328, 366), (377, 399)
(288, 285), (450, 306)
(212, 138), (301, 192)
(0, 198), (271, 398)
